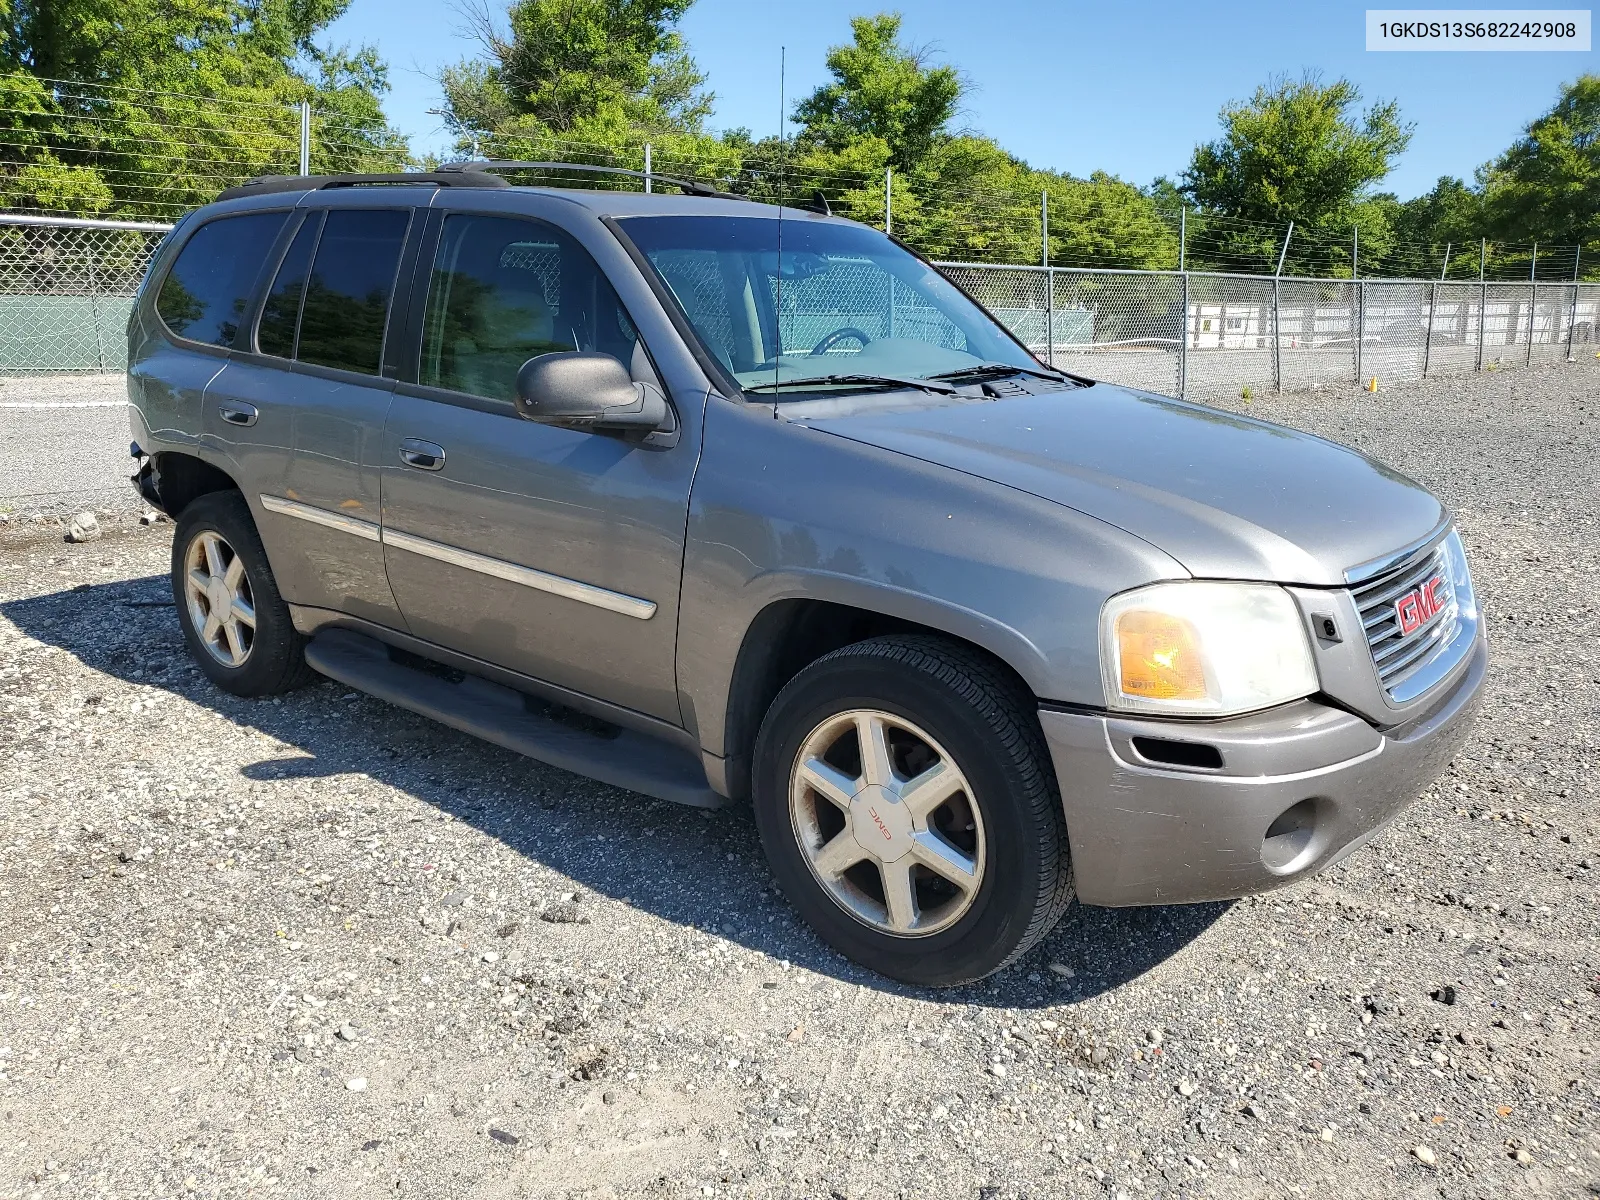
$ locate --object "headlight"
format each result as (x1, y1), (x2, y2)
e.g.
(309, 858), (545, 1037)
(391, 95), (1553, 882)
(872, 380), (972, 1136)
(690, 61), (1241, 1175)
(1100, 581), (1317, 716)
(1440, 530), (1478, 627)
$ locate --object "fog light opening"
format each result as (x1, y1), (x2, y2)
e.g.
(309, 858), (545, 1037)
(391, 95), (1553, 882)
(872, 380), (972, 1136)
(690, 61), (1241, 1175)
(1130, 736), (1224, 770)
(1261, 798), (1319, 874)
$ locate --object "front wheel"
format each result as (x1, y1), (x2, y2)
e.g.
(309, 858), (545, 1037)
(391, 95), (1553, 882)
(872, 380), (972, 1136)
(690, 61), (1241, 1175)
(752, 636), (1073, 986)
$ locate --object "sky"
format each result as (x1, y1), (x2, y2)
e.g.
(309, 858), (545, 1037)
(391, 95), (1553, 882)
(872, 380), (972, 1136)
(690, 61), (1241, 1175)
(324, 0), (1594, 200)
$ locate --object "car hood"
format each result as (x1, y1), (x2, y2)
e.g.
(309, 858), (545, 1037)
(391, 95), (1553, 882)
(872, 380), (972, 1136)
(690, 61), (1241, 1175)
(801, 382), (1444, 587)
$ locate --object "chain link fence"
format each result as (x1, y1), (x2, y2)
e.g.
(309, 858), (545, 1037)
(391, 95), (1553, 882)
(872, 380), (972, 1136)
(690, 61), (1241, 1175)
(945, 264), (1600, 400)
(3, 213), (1597, 530)
(0, 215), (169, 372)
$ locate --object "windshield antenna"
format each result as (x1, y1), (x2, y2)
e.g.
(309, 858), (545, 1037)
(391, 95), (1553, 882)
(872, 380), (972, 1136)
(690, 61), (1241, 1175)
(768, 44), (780, 412)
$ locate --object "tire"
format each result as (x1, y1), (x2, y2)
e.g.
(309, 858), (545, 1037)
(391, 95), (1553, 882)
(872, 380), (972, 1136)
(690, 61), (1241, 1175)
(171, 490), (313, 697)
(752, 635), (1073, 987)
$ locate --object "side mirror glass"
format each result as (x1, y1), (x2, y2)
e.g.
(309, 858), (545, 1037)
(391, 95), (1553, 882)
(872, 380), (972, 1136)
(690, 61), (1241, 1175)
(514, 351), (667, 434)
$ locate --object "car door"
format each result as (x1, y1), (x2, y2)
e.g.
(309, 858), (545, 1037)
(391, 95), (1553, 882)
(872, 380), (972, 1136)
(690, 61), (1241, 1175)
(133, 207), (294, 474)
(378, 205), (696, 723)
(205, 196), (419, 628)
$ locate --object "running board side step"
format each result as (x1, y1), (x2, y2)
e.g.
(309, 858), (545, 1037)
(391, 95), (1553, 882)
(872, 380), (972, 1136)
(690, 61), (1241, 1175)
(304, 629), (727, 809)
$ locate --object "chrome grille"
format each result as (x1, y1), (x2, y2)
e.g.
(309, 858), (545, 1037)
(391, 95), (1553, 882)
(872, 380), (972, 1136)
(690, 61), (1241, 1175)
(1351, 541), (1458, 696)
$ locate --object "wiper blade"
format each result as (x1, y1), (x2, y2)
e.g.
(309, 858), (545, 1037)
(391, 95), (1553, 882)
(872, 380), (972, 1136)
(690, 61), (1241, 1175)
(744, 373), (959, 395)
(929, 362), (1072, 383)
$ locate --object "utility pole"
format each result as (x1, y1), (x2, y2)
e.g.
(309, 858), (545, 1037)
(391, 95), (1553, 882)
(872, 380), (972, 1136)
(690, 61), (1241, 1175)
(1273, 222), (1292, 393)
(885, 168), (892, 235)
(1476, 239), (1487, 372)
(1178, 206), (1186, 272)
(1567, 246), (1582, 359)
(1440, 242), (1452, 280)
(1042, 190), (1054, 367)
(1528, 242), (1538, 366)
(1351, 226), (1361, 384)
(644, 143), (652, 193)
(299, 101), (310, 176)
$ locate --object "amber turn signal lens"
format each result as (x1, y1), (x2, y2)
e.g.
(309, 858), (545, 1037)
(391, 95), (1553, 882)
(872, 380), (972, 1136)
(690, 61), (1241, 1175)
(1116, 610), (1207, 701)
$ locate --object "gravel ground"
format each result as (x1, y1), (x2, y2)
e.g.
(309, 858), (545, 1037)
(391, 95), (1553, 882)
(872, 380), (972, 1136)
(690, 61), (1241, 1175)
(2, 362), (1597, 1200)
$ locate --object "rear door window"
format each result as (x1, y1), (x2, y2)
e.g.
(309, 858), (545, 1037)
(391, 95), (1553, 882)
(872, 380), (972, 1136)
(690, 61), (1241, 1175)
(156, 211), (288, 347)
(294, 209), (411, 375)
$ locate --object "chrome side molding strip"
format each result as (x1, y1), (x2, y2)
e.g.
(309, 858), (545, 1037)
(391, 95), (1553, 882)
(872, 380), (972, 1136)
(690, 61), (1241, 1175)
(259, 494), (380, 542)
(381, 527), (657, 620)
(257, 494), (657, 620)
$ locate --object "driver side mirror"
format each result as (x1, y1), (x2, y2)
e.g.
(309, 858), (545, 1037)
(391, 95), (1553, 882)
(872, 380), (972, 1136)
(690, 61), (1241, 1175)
(514, 351), (668, 435)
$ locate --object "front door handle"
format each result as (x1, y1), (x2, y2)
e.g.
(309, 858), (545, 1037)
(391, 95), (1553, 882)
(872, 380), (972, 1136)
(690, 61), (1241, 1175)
(219, 402), (258, 427)
(398, 439), (445, 471)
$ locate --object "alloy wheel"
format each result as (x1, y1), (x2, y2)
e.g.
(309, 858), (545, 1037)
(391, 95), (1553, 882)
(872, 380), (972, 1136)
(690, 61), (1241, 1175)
(182, 529), (256, 668)
(788, 708), (986, 937)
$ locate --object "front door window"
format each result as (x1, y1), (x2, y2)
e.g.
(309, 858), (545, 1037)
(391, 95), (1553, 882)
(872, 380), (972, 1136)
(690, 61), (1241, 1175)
(418, 214), (639, 401)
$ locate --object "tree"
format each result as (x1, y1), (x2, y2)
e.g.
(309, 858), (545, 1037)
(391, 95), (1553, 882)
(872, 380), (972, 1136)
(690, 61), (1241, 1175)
(1048, 172), (1178, 269)
(1182, 73), (1412, 271)
(439, 0), (727, 179)
(1480, 74), (1600, 246)
(792, 12), (961, 171)
(782, 12), (1172, 266)
(0, 0), (405, 217)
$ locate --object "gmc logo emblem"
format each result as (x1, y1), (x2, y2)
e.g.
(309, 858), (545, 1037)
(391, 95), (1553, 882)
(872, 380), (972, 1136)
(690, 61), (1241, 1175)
(1395, 575), (1447, 636)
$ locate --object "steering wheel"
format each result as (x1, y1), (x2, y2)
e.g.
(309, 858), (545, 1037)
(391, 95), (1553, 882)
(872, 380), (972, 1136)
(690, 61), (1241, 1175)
(808, 326), (873, 357)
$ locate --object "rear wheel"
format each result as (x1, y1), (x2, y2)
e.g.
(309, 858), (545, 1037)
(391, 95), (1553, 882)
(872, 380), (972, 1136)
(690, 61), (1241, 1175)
(752, 635), (1073, 986)
(171, 491), (312, 696)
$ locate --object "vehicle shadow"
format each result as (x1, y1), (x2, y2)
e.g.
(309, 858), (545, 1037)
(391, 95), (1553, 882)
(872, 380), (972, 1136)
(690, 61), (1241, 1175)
(2, 575), (1231, 1008)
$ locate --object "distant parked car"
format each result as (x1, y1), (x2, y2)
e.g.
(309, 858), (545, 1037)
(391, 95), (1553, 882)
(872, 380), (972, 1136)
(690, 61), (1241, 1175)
(126, 164), (1486, 985)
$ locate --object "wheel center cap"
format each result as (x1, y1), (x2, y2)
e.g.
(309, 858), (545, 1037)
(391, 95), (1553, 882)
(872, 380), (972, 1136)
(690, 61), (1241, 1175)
(850, 783), (913, 862)
(209, 578), (232, 614)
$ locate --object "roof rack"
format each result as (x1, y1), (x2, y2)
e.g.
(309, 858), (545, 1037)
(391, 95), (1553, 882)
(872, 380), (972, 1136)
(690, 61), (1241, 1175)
(216, 172), (510, 202)
(435, 160), (747, 201)
(214, 162), (834, 214)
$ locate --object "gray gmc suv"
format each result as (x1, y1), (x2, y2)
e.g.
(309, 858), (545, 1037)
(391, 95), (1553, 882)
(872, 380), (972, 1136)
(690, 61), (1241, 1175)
(127, 165), (1486, 985)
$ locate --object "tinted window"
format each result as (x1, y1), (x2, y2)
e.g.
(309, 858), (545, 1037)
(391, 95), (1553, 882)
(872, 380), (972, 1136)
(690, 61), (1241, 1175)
(419, 214), (638, 401)
(156, 212), (287, 347)
(256, 213), (320, 358)
(295, 209), (410, 375)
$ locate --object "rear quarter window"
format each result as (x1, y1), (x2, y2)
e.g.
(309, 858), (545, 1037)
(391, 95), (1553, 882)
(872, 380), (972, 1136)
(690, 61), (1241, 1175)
(155, 212), (288, 347)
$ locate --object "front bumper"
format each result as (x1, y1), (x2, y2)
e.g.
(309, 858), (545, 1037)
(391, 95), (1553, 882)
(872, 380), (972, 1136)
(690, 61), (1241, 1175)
(1040, 631), (1487, 907)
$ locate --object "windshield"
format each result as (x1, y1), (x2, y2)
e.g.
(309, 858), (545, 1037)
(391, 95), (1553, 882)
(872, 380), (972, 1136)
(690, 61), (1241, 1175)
(617, 215), (1038, 394)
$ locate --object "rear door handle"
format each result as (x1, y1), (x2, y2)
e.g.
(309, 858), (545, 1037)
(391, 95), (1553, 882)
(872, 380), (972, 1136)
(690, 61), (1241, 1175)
(219, 402), (258, 427)
(398, 439), (445, 471)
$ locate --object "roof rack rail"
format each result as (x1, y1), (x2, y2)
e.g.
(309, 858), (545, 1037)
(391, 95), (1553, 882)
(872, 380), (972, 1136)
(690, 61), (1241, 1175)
(216, 172), (510, 202)
(435, 160), (747, 201)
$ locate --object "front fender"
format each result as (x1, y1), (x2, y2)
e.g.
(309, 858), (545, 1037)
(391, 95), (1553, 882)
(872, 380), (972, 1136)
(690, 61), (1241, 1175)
(733, 567), (1054, 695)
(676, 398), (1187, 762)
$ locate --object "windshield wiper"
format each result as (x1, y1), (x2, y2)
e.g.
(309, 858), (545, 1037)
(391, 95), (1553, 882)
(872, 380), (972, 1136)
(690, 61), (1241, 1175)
(744, 373), (960, 396)
(929, 362), (1073, 384)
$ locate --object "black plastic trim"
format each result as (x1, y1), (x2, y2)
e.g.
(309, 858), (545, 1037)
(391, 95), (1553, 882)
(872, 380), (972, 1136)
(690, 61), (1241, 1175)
(303, 628), (725, 809)
(216, 173), (509, 202)
(1130, 736), (1225, 771)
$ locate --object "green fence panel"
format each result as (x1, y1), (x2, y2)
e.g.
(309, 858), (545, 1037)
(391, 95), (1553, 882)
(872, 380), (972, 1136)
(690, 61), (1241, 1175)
(0, 295), (135, 371)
